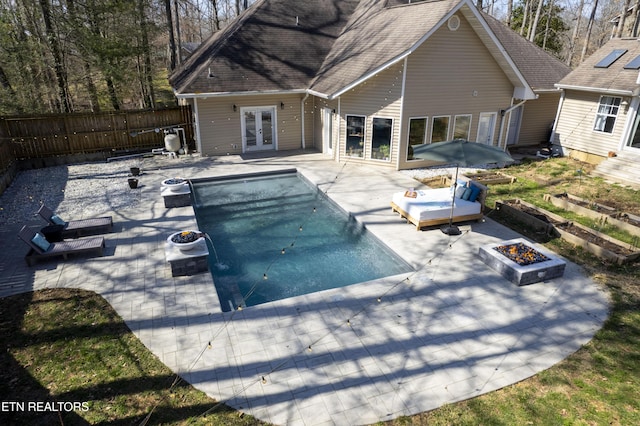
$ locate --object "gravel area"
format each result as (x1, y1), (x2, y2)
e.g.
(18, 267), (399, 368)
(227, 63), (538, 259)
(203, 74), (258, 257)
(0, 158), (146, 226)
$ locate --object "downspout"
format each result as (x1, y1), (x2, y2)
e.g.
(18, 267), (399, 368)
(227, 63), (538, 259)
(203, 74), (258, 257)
(498, 100), (527, 150)
(396, 57), (409, 170)
(336, 97), (341, 163)
(550, 90), (565, 145)
(193, 97), (203, 154)
(301, 93), (309, 149)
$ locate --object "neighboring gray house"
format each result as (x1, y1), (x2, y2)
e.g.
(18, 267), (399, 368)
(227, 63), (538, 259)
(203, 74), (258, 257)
(553, 38), (640, 186)
(170, 0), (569, 170)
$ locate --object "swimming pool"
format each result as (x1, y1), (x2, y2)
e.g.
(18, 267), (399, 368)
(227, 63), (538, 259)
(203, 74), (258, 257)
(191, 170), (413, 311)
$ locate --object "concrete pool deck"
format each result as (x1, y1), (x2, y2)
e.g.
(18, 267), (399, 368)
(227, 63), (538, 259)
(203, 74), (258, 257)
(0, 151), (609, 425)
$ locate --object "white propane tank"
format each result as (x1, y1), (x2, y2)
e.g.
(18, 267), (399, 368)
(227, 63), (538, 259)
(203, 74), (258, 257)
(164, 133), (180, 152)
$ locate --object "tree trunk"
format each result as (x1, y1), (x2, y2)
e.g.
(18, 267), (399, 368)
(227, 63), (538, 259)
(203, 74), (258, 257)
(139, 0), (155, 108)
(542, 0), (554, 50)
(616, 0), (632, 37)
(520, 0), (530, 36)
(174, 0), (182, 65)
(566, 0), (584, 65)
(581, 0), (599, 63)
(165, 0), (177, 71)
(528, 0), (545, 42)
(632, 0), (640, 37)
(506, 0), (513, 27)
(106, 76), (120, 111)
(39, 0), (71, 112)
(211, 0), (221, 31)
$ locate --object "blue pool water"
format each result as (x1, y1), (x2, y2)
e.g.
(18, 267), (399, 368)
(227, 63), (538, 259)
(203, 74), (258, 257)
(191, 170), (413, 311)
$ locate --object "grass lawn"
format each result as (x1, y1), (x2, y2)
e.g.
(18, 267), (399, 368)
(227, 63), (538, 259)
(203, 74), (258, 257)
(0, 289), (265, 425)
(1, 157), (639, 425)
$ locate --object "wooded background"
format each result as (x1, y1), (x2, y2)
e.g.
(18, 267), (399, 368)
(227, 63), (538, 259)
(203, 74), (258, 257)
(0, 0), (637, 116)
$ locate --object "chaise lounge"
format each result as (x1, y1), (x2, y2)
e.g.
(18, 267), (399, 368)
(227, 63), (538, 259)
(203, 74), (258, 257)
(38, 204), (113, 238)
(19, 225), (106, 266)
(391, 175), (488, 231)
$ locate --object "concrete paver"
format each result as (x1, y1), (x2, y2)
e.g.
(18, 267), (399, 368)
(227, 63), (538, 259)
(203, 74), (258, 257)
(0, 151), (609, 425)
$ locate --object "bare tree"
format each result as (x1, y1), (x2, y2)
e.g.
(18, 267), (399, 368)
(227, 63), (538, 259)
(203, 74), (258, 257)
(39, 0), (71, 112)
(581, 0), (599, 63)
(165, 0), (177, 71)
(615, 0), (632, 37)
(528, 0), (545, 42)
(566, 0), (585, 65)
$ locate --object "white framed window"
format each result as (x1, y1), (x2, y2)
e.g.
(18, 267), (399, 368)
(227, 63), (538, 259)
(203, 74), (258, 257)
(407, 117), (427, 160)
(346, 115), (365, 157)
(431, 116), (450, 143)
(453, 115), (472, 140)
(371, 117), (393, 161)
(594, 96), (621, 134)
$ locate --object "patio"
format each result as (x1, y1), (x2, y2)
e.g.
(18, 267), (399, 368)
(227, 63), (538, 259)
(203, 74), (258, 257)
(0, 151), (609, 425)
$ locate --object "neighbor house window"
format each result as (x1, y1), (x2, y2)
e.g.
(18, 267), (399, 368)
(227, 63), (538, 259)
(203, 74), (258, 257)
(407, 117), (427, 160)
(594, 96), (621, 134)
(346, 115), (365, 157)
(371, 117), (393, 161)
(431, 116), (450, 143)
(453, 115), (471, 139)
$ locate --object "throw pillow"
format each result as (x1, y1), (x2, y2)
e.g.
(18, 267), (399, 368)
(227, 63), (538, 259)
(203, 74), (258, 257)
(31, 233), (51, 252)
(455, 185), (467, 199)
(468, 186), (482, 202)
(51, 214), (66, 225)
(462, 187), (473, 201)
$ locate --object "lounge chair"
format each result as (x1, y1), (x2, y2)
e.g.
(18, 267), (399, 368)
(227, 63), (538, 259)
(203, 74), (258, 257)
(19, 226), (105, 266)
(37, 204), (113, 238)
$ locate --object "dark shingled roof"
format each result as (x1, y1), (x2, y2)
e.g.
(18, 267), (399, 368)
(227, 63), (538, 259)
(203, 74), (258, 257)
(482, 12), (571, 91)
(557, 38), (640, 93)
(170, 0), (569, 97)
(169, 0), (361, 95)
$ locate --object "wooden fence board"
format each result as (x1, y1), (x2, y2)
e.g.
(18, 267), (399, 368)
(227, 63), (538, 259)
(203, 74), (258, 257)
(0, 107), (193, 159)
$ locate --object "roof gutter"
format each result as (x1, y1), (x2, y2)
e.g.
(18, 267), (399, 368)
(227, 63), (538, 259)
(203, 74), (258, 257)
(554, 84), (634, 96)
(174, 89), (308, 99)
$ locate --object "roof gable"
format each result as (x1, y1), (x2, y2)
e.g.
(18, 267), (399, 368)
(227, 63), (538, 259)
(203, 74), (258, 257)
(557, 38), (640, 94)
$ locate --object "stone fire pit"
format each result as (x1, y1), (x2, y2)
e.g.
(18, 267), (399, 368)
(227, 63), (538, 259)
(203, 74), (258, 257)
(478, 238), (566, 286)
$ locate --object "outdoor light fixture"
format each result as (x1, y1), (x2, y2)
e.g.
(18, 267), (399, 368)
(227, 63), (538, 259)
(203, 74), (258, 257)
(233, 104), (237, 111)
(280, 102), (285, 109)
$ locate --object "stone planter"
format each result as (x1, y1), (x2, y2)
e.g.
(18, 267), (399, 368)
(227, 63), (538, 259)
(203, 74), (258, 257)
(130, 167), (141, 176)
(167, 230), (205, 252)
(128, 178), (138, 189)
(162, 177), (188, 192)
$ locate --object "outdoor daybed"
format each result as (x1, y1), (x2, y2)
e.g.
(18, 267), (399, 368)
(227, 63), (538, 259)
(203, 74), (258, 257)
(391, 176), (488, 231)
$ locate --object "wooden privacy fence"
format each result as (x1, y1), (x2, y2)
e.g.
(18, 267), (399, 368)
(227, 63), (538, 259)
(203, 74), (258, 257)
(0, 106), (194, 161)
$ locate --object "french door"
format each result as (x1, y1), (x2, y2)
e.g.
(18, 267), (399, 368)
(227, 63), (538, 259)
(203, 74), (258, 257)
(242, 107), (276, 152)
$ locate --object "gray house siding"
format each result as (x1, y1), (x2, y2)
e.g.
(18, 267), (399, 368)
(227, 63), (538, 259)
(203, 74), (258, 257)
(336, 61), (405, 166)
(196, 94), (306, 156)
(517, 92), (560, 146)
(398, 13), (514, 169)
